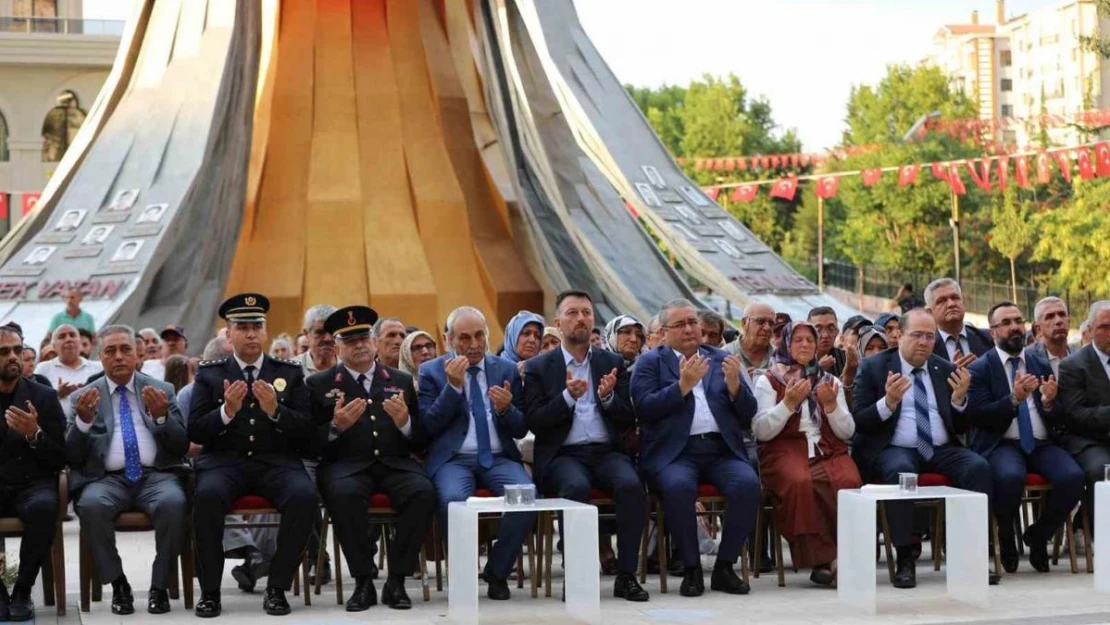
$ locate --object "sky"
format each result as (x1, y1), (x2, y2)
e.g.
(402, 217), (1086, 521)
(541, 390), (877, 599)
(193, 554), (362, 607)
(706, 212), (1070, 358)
(84, 0), (1059, 152)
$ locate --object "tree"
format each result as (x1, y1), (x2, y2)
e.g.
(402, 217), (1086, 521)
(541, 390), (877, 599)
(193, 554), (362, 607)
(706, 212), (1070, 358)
(1032, 178), (1110, 294)
(842, 64), (977, 146)
(988, 186), (1036, 300)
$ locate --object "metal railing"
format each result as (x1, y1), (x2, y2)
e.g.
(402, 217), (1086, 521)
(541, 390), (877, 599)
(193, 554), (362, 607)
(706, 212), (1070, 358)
(0, 17), (124, 36)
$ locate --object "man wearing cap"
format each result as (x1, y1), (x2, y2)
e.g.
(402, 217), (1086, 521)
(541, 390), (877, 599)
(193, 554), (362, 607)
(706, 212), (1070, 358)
(308, 306), (434, 611)
(187, 293), (318, 618)
(141, 325), (188, 381)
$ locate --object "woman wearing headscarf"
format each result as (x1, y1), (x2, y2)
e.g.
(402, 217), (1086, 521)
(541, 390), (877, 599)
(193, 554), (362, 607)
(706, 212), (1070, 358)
(874, 312), (901, 344)
(857, 327), (890, 361)
(540, 327), (562, 353)
(601, 315), (645, 369)
(752, 321), (861, 586)
(501, 310), (545, 374)
(399, 330), (438, 390)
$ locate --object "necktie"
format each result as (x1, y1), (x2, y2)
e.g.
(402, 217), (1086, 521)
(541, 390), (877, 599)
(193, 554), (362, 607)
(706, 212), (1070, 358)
(912, 368), (934, 462)
(1009, 357), (1036, 454)
(357, 374), (369, 394)
(244, 364), (256, 387)
(467, 366), (494, 469)
(946, 335), (965, 361)
(118, 385), (143, 482)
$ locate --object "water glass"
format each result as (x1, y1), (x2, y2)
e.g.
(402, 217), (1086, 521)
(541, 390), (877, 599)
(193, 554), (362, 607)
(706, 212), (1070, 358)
(898, 472), (918, 494)
(519, 484), (536, 505)
(1104, 464), (1110, 482)
(505, 484), (523, 506)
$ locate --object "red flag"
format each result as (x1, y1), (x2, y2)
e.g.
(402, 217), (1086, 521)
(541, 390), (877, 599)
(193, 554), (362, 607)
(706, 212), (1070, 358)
(1036, 152), (1052, 183)
(965, 159), (991, 192)
(770, 156), (782, 170)
(1096, 142), (1110, 177)
(1015, 156), (1031, 188)
(736, 158), (748, 171)
(1052, 151), (1072, 182)
(861, 168), (883, 187)
(694, 159), (706, 172)
(21, 193), (40, 216)
(0, 193), (7, 220)
(997, 155), (1009, 190)
(898, 164), (919, 188)
(789, 154), (799, 169)
(815, 176), (840, 199)
(758, 157), (769, 170)
(731, 183), (759, 203)
(1077, 148), (1095, 180)
(946, 163), (967, 195)
(724, 158), (737, 172)
(703, 187), (720, 202)
(768, 177), (798, 200)
(931, 162), (949, 181)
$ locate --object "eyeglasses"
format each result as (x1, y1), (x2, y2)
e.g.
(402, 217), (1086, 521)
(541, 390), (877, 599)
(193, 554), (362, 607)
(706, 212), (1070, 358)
(664, 319), (700, 330)
(746, 317), (775, 327)
(411, 342), (436, 353)
(0, 345), (23, 358)
(990, 317), (1025, 329)
(905, 331), (934, 343)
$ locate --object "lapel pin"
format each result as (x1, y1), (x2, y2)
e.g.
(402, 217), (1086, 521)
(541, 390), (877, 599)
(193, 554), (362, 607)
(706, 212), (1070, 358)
(274, 378), (287, 392)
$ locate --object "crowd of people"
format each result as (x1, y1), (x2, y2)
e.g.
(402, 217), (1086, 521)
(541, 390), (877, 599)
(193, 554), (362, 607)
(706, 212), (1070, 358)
(1, 278), (1108, 620)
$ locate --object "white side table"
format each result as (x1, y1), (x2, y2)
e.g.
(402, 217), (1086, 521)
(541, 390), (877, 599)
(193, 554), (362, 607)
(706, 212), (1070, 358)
(1095, 481), (1110, 591)
(838, 486), (989, 614)
(448, 498), (599, 624)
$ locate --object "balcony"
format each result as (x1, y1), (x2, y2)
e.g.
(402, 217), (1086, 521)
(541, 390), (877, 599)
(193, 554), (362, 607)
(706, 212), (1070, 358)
(0, 17), (124, 36)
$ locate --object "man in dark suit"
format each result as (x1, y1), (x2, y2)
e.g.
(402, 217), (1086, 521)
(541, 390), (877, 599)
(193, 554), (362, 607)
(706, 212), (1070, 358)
(925, 278), (992, 366)
(967, 302), (1083, 573)
(1057, 301), (1110, 532)
(630, 298), (760, 597)
(418, 306), (533, 600)
(1029, 296), (1076, 377)
(308, 306), (434, 611)
(68, 325), (190, 614)
(852, 308), (996, 588)
(0, 325), (66, 622)
(187, 294), (318, 618)
(523, 290), (648, 602)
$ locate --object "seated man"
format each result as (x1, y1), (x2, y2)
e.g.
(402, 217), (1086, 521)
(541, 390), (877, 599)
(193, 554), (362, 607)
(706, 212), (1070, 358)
(418, 306), (534, 600)
(967, 302), (1083, 573)
(68, 325), (190, 614)
(852, 308), (997, 588)
(631, 298), (760, 597)
(523, 290), (648, 602)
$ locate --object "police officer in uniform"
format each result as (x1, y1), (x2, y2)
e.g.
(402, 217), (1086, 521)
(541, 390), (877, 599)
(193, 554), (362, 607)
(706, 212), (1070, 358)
(188, 294), (318, 618)
(309, 306), (435, 611)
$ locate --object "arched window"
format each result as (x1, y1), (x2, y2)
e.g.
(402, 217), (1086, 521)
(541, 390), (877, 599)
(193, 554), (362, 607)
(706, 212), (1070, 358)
(0, 110), (9, 162)
(41, 90), (86, 162)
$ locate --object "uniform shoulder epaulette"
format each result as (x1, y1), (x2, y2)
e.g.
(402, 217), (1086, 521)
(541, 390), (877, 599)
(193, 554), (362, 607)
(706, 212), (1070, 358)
(198, 357), (228, 367)
(271, 357), (301, 367)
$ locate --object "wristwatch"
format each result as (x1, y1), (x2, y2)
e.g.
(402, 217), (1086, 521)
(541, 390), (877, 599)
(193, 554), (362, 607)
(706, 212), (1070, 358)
(1010, 393), (1022, 407)
(25, 427), (44, 446)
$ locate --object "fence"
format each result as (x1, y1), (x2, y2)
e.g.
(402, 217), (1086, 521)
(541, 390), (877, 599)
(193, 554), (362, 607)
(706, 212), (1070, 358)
(0, 17), (124, 36)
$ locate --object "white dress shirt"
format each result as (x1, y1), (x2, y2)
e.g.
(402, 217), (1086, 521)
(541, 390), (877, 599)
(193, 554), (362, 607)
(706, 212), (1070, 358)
(74, 376), (158, 470)
(561, 346), (611, 446)
(876, 354), (966, 448)
(753, 375), (855, 458)
(1094, 345), (1110, 385)
(997, 347), (1048, 441)
(141, 359), (166, 380)
(342, 364), (411, 438)
(220, 354), (271, 424)
(937, 328), (969, 361)
(673, 349), (720, 435)
(35, 356), (102, 390)
(450, 358), (503, 454)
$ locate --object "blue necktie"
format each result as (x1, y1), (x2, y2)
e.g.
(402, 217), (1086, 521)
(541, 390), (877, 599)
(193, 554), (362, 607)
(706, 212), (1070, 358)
(467, 366), (494, 469)
(118, 385), (143, 482)
(912, 368), (934, 461)
(1009, 357), (1036, 454)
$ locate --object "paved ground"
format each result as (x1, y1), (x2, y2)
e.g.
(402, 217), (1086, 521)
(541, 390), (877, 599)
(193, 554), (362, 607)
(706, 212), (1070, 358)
(6, 520), (1110, 624)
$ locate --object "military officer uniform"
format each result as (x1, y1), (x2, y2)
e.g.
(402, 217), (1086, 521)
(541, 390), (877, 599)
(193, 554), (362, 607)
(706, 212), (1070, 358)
(309, 306), (435, 611)
(187, 294), (319, 618)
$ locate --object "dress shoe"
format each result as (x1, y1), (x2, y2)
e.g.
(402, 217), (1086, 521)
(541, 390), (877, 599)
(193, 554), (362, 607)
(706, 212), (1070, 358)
(345, 576), (377, 612)
(308, 561), (332, 586)
(667, 557), (685, 577)
(263, 586), (291, 616)
(381, 576), (412, 610)
(0, 580), (10, 621)
(989, 571), (1001, 585)
(999, 532), (1019, 574)
(809, 566), (835, 586)
(1024, 528), (1051, 573)
(111, 575), (135, 615)
(893, 557), (916, 589)
(148, 588), (170, 614)
(710, 562), (750, 595)
(7, 585), (34, 622)
(195, 593), (221, 618)
(232, 560), (257, 593)
(613, 572), (650, 601)
(482, 564), (511, 600)
(679, 566), (704, 597)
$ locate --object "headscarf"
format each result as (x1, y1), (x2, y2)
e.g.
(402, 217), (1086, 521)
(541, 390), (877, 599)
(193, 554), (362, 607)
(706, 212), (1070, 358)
(501, 311), (545, 363)
(399, 330), (436, 377)
(856, 327), (890, 360)
(769, 321), (834, 419)
(542, 326), (562, 346)
(875, 312), (900, 332)
(602, 315), (644, 361)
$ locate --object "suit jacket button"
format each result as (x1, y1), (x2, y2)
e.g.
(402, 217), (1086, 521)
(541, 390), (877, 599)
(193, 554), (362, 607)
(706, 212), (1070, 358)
(370, 416), (376, 422)
(249, 435), (255, 442)
(250, 403), (256, 409)
(250, 419), (256, 425)
(247, 451), (253, 457)
(374, 449), (380, 456)
(373, 431), (379, 437)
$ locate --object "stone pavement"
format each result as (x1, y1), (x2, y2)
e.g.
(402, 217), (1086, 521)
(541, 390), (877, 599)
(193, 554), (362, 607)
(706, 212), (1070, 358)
(6, 519), (1110, 624)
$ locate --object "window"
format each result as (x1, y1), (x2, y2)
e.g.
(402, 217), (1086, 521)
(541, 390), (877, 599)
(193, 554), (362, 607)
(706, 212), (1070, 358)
(0, 110), (8, 162)
(1001, 78), (1013, 91)
(11, 0), (57, 32)
(1001, 105), (1014, 117)
(1001, 50), (1012, 66)
(41, 90), (86, 162)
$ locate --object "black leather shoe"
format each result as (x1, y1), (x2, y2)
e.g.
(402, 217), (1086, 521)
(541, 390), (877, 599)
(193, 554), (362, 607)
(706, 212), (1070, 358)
(613, 572), (649, 601)
(1024, 528), (1050, 573)
(0, 580), (9, 621)
(999, 532), (1019, 574)
(381, 577), (412, 610)
(308, 561), (331, 586)
(667, 557), (685, 577)
(7, 585), (33, 622)
(679, 566), (704, 597)
(111, 576), (135, 615)
(989, 571), (1001, 585)
(195, 593), (221, 618)
(893, 557), (916, 589)
(345, 576), (377, 612)
(232, 562), (257, 593)
(482, 565), (511, 600)
(710, 562), (750, 595)
(148, 588), (170, 614)
(263, 587), (291, 616)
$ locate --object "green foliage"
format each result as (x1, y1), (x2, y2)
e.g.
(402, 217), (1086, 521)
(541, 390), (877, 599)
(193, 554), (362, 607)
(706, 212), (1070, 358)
(988, 186), (1035, 265)
(1032, 178), (1110, 293)
(842, 65), (977, 146)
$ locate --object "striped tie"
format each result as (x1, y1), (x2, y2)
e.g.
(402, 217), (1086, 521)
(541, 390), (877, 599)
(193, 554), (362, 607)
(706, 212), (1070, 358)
(912, 368), (934, 461)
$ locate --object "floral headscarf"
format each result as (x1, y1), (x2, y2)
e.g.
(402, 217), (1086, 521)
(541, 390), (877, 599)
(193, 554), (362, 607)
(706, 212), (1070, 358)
(602, 315), (644, 364)
(856, 327), (890, 360)
(501, 311), (545, 363)
(769, 321), (835, 418)
(399, 330), (436, 377)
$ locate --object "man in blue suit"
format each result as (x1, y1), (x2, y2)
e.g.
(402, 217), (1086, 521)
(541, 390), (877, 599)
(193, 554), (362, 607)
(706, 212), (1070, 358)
(967, 301), (1083, 574)
(418, 306), (533, 600)
(631, 298), (760, 597)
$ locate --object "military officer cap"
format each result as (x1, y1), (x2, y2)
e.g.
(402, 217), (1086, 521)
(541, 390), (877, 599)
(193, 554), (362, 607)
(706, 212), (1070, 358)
(325, 305), (379, 340)
(218, 293), (270, 323)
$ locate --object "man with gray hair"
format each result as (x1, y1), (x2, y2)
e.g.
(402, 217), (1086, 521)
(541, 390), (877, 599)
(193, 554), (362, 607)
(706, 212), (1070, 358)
(293, 304), (338, 376)
(34, 323), (103, 402)
(373, 317), (407, 369)
(1030, 296), (1075, 376)
(924, 277), (992, 366)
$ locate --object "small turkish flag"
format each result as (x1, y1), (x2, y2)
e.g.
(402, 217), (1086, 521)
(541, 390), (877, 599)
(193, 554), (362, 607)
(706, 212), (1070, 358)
(815, 176), (840, 199)
(694, 159), (706, 172)
(0, 193), (7, 219)
(704, 187), (720, 202)
(946, 163), (967, 195)
(736, 158), (748, 171)
(861, 168), (883, 187)
(768, 177), (798, 200)
(997, 155), (1009, 190)
(731, 183), (759, 203)
(1035, 152), (1052, 183)
(1052, 151), (1072, 182)
(931, 162), (949, 181)
(21, 193), (40, 216)
(898, 164), (919, 188)
(1095, 142), (1110, 176)
(771, 155), (782, 170)
(1015, 156), (1031, 188)
(724, 158), (737, 172)
(789, 154), (799, 169)
(1077, 148), (1095, 180)
(758, 157), (769, 170)
(965, 159), (991, 192)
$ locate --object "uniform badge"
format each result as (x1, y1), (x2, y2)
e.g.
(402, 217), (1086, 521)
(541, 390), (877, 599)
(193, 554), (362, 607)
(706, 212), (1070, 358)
(274, 378), (287, 392)
(245, 295), (257, 306)
(384, 385), (404, 394)
(325, 388), (344, 401)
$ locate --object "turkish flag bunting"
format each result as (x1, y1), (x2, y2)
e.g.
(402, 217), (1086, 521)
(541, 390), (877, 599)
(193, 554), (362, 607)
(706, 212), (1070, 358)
(21, 193), (40, 216)
(997, 155), (1009, 190)
(704, 187), (720, 202)
(0, 193), (7, 219)
(790, 154), (799, 169)
(898, 164), (919, 188)
(731, 183), (759, 203)
(1035, 152), (1052, 183)
(1077, 148), (1095, 180)
(1052, 151), (1072, 182)
(931, 161), (949, 181)
(771, 156), (782, 169)
(769, 177), (798, 200)
(758, 157), (769, 170)
(861, 168), (883, 187)
(724, 158), (737, 172)
(1015, 156), (1030, 188)
(965, 159), (991, 192)
(815, 176), (840, 199)
(736, 158), (748, 171)
(1095, 142), (1110, 176)
(946, 163), (967, 195)
(694, 159), (706, 171)
(800, 154), (811, 167)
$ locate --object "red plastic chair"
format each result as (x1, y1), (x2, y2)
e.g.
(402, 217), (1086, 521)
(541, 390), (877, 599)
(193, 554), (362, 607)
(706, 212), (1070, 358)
(647, 484), (746, 594)
(990, 473), (1080, 576)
